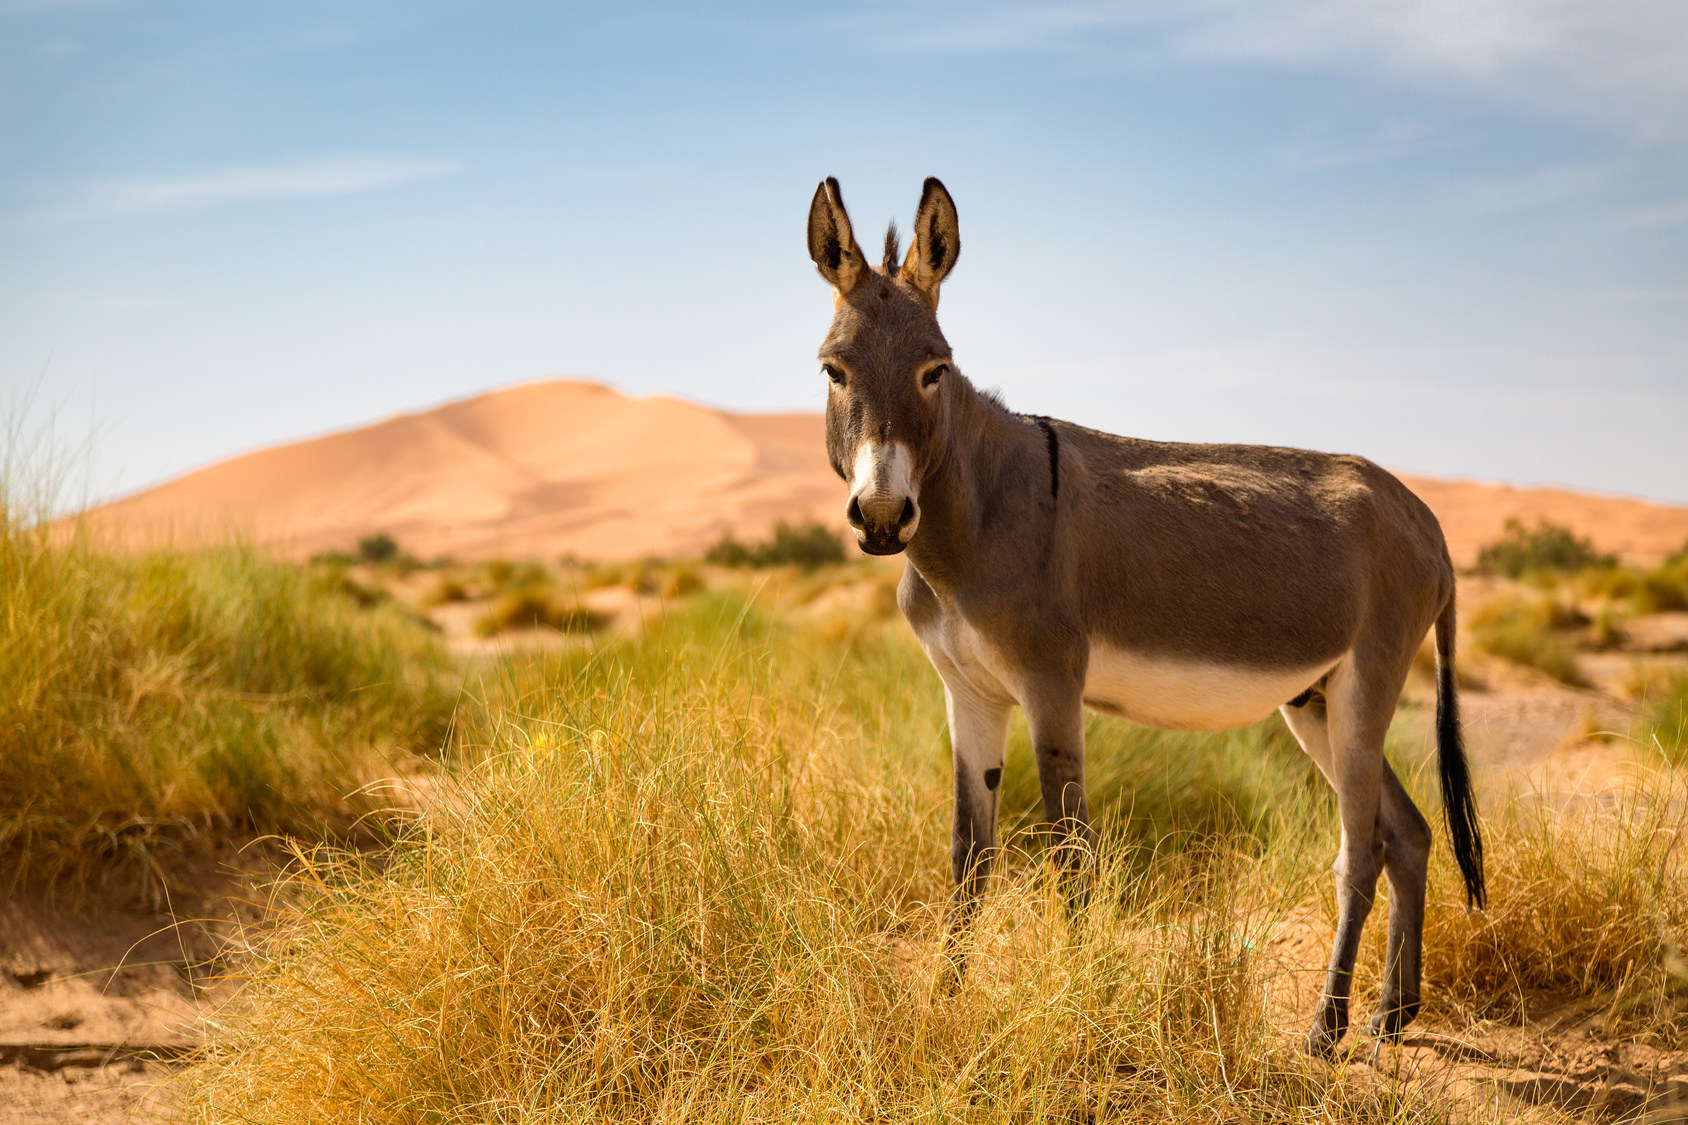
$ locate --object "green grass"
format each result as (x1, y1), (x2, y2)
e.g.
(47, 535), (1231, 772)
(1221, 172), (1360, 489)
(1641, 672), (1688, 764)
(0, 510), (458, 892)
(1467, 589), (1586, 685)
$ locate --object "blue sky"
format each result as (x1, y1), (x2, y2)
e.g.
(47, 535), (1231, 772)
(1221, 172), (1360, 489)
(3, 0), (1685, 506)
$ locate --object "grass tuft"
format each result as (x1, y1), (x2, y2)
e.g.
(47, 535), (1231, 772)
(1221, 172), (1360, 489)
(1411, 773), (1688, 1044)
(0, 510), (458, 892)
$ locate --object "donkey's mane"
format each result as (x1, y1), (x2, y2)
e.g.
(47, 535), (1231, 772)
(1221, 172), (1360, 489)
(882, 221), (901, 274)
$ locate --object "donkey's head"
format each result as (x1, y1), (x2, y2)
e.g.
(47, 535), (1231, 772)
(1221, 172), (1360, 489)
(808, 176), (961, 556)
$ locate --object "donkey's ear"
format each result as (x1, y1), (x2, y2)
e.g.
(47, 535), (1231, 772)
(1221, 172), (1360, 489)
(900, 177), (960, 309)
(807, 177), (865, 297)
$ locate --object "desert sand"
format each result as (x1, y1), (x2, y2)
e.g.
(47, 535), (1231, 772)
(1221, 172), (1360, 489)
(79, 378), (1688, 565)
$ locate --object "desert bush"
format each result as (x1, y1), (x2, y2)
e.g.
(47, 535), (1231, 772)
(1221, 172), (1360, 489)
(703, 531), (751, 566)
(474, 587), (604, 637)
(421, 574), (469, 607)
(1570, 559), (1688, 617)
(357, 531), (399, 564)
(1467, 590), (1585, 685)
(706, 519), (846, 571)
(1635, 561), (1688, 615)
(0, 512), (458, 891)
(659, 561), (704, 598)
(182, 600), (1444, 1124)
(759, 518), (847, 568)
(1476, 517), (1616, 578)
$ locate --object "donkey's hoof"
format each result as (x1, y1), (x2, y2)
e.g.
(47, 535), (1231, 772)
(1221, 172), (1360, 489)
(1366, 999), (1419, 1041)
(1304, 1004), (1348, 1059)
(1304, 1027), (1343, 1060)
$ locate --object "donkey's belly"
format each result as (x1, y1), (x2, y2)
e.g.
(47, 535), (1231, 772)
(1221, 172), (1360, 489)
(1084, 642), (1338, 731)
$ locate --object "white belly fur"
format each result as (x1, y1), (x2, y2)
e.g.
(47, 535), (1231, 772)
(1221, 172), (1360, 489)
(1084, 642), (1339, 730)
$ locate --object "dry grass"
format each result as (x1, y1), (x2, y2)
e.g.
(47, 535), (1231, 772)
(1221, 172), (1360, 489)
(1399, 774), (1688, 1044)
(178, 598), (1493, 1123)
(11, 526), (1675, 1118)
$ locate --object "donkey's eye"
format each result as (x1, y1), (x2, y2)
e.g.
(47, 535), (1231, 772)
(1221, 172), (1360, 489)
(922, 364), (948, 389)
(823, 364), (845, 386)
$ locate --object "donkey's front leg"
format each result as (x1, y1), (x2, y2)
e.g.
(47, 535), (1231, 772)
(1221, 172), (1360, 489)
(1022, 675), (1094, 917)
(940, 685), (1012, 978)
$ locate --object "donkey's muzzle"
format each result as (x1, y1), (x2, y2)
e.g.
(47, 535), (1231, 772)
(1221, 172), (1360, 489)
(847, 493), (918, 555)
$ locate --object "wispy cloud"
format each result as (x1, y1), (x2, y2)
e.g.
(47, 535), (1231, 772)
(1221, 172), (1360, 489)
(846, 0), (1688, 143)
(1445, 163), (1613, 213)
(1617, 198), (1688, 230)
(34, 153), (455, 224)
(1273, 119), (1441, 171)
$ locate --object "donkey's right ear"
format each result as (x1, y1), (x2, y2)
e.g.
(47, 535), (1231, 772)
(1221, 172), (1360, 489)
(807, 177), (865, 297)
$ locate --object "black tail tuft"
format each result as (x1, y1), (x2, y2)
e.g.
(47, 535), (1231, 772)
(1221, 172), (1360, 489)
(1436, 597), (1486, 910)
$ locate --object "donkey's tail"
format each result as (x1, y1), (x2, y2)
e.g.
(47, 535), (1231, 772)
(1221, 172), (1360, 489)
(1435, 594), (1486, 910)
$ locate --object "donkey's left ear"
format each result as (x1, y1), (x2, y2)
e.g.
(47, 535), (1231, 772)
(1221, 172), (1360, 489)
(900, 177), (960, 309)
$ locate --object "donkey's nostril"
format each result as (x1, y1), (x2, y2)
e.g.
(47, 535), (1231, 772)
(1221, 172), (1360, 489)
(847, 496), (865, 529)
(899, 498), (916, 526)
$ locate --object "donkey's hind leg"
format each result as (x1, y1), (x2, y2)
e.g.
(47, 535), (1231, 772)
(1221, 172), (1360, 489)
(1280, 667), (1392, 1058)
(1368, 760), (1431, 1038)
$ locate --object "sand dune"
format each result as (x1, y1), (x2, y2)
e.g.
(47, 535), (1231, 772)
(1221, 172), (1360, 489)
(83, 380), (848, 562)
(82, 379), (1688, 565)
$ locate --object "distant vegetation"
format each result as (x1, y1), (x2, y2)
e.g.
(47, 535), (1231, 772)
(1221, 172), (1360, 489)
(1467, 522), (1688, 691)
(310, 530), (425, 571)
(1477, 516), (1617, 577)
(706, 518), (847, 570)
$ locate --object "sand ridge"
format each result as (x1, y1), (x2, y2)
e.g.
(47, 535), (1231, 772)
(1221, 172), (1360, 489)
(79, 378), (1688, 564)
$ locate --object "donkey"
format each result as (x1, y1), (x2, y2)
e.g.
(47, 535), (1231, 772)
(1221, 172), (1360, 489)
(805, 176), (1484, 1056)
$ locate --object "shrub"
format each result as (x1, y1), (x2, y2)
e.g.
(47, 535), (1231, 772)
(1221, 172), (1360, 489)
(1635, 562), (1688, 615)
(703, 532), (752, 567)
(706, 520), (847, 571)
(474, 587), (604, 637)
(758, 519), (847, 568)
(1415, 774), (1688, 1044)
(660, 562), (704, 598)
(421, 575), (469, 606)
(1476, 516), (1616, 578)
(357, 532), (399, 565)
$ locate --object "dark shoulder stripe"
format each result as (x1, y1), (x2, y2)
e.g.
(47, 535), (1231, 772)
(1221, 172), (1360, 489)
(1033, 416), (1059, 501)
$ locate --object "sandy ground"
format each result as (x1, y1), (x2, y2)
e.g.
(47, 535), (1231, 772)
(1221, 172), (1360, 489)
(0, 842), (265, 1123)
(75, 378), (1688, 567)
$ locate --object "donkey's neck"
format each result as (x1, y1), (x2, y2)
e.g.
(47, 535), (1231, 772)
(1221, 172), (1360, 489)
(905, 376), (1052, 598)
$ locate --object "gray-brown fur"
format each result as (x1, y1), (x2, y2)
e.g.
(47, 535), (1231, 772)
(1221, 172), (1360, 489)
(806, 176), (1485, 1057)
